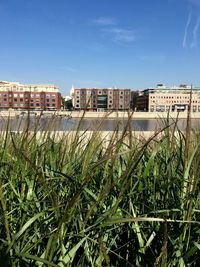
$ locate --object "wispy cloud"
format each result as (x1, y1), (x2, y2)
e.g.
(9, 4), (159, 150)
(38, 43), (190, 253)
(65, 67), (78, 73)
(104, 27), (136, 42)
(183, 7), (200, 49)
(189, 0), (200, 7)
(92, 16), (136, 44)
(93, 17), (116, 26)
(190, 15), (200, 47)
(88, 43), (106, 53)
(183, 12), (192, 48)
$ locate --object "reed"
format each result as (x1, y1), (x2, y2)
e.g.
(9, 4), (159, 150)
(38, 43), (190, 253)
(0, 114), (199, 267)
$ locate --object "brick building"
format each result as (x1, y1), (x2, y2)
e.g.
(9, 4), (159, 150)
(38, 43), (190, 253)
(135, 84), (200, 112)
(0, 81), (61, 111)
(70, 87), (131, 111)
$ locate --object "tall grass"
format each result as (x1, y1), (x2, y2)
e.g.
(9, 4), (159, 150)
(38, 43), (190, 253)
(0, 114), (200, 266)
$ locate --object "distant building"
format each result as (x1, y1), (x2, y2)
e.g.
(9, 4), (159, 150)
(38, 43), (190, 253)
(0, 81), (61, 111)
(135, 84), (200, 112)
(70, 87), (131, 111)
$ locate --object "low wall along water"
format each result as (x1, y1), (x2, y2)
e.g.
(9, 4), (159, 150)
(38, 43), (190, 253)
(0, 114), (200, 132)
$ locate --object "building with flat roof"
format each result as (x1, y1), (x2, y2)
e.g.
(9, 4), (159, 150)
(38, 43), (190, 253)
(135, 84), (200, 112)
(0, 81), (61, 111)
(70, 87), (131, 111)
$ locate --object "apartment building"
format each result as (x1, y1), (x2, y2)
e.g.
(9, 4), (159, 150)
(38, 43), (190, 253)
(0, 81), (61, 111)
(70, 87), (131, 111)
(135, 84), (200, 112)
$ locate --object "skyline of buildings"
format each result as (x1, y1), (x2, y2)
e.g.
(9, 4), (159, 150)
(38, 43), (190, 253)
(69, 83), (200, 113)
(2, 80), (200, 113)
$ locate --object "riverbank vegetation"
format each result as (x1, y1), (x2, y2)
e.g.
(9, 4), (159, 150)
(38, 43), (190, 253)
(0, 114), (200, 266)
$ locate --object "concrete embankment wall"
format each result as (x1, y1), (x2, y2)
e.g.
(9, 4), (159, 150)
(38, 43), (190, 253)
(57, 111), (200, 119)
(1, 110), (200, 119)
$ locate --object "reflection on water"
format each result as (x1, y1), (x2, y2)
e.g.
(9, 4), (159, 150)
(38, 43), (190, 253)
(0, 116), (199, 132)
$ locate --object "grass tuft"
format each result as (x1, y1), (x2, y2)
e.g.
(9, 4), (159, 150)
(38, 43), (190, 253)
(0, 113), (199, 266)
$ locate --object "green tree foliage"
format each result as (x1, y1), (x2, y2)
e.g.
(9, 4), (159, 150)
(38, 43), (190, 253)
(63, 98), (73, 110)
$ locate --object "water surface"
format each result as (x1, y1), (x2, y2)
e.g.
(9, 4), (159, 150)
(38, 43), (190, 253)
(0, 116), (199, 132)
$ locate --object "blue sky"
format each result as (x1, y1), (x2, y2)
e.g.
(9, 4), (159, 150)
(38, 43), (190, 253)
(0, 0), (200, 94)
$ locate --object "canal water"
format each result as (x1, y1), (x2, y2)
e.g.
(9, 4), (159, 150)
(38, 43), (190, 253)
(0, 116), (199, 131)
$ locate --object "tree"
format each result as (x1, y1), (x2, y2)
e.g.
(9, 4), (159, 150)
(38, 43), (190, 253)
(131, 91), (138, 111)
(63, 98), (73, 110)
